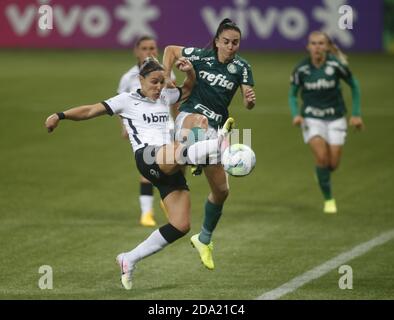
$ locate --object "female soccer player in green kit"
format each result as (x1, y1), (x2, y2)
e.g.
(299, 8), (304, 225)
(163, 18), (256, 270)
(289, 31), (364, 214)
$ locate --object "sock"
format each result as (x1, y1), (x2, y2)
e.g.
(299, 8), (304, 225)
(140, 182), (153, 216)
(186, 139), (219, 165)
(199, 200), (223, 244)
(189, 127), (206, 144)
(125, 224), (186, 265)
(125, 229), (168, 265)
(315, 166), (333, 200)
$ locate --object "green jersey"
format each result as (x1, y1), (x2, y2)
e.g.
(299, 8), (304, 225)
(181, 47), (254, 127)
(290, 54), (354, 120)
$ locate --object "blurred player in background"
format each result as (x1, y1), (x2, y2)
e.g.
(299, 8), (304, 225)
(45, 57), (233, 290)
(163, 18), (256, 270)
(289, 31), (364, 214)
(117, 36), (176, 227)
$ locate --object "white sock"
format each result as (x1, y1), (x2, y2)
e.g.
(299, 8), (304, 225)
(125, 229), (169, 264)
(187, 139), (219, 165)
(140, 195), (154, 216)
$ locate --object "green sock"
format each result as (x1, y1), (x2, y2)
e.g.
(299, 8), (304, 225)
(315, 166), (333, 200)
(188, 127), (206, 144)
(199, 200), (223, 244)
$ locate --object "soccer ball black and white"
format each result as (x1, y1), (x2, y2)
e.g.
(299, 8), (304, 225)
(222, 144), (256, 177)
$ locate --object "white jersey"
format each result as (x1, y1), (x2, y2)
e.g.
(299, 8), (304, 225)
(117, 65), (176, 94)
(103, 88), (181, 153)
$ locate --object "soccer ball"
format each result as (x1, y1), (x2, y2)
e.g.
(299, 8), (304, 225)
(222, 144), (256, 177)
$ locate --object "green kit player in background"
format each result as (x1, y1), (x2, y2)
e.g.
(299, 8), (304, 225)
(163, 18), (256, 270)
(289, 31), (364, 214)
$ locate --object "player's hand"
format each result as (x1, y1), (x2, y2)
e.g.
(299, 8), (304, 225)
(292, 115), (304, 126)
(45, 114), (60, 133)
(244, 87), (256, 107)
(175, 57), (192, 72)
(349, 116), (364, 131)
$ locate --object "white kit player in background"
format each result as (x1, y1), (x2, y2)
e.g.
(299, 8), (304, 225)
(117, 36), (177, 227)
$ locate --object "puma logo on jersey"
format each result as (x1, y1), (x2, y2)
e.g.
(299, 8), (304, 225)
(199, 71), (235, 90)
(143, 113), (169, 124)
(304, 79), (336, 90)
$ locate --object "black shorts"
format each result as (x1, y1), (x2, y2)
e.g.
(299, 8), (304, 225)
(134, 145), (189, 200)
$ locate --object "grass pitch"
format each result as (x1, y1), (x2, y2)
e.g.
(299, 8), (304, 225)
(0, 49), (393, 300)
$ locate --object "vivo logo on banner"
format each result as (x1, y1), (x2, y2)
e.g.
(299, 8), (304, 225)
(4, 0), (159, 44)
(201, 0), (355, 47)
(0, 0), (381, 50)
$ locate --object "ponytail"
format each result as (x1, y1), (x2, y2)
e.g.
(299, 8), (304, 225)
(325, 33), (348, 65)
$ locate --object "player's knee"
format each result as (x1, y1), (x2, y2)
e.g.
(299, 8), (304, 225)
(177, 222), (190, 234)
(212, 188), (229, 203)
(159, 223), (189, 244)
(316, 155), (329, 167)
(329, 162), (340, 171)
(196, 115), (208, 129)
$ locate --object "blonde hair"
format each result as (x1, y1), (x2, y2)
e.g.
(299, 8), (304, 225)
(310, 31), (348, 65)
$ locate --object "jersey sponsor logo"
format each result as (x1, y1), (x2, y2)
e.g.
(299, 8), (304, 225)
(199, 71), (235, 90)
(242, 67), (249, 83)
(304, 79), (336, 90)
(297, 65), (311, 75)
(227, 63), (237, 74)
(143, 113), (169, 124)
(327, 60), (348, 77)
(184, 47), (194, 55)
(233, 59), (246, 67)
(187, 55), (200, 62)
(305, 106), (335, 117)
(325, 66), (334, 76)
(194, 104), (223, 123)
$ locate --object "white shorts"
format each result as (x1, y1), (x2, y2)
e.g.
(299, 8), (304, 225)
(302, 117), (347, 145)
(174, 111), (218, 142)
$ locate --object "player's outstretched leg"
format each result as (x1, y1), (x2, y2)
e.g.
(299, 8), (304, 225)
(116, 253), (135, 290)
(190, 234), (215, 270)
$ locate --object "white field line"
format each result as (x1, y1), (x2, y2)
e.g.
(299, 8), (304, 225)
(257, 229), (394, 300)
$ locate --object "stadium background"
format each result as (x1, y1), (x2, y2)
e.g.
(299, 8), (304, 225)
(0, 0), (393, 300)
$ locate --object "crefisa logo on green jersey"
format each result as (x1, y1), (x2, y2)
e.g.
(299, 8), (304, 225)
(199, 71), (235, 90)
(304, 79), (336, 90)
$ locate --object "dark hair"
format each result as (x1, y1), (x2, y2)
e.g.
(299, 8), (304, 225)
(212, 18), (242, 52)
(134, 35), (156, 48)
(139, 57), (164, 77)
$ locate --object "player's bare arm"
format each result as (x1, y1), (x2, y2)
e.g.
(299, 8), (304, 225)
(45, 103), (108, 133)
(163, 45), (184, 82)
(241, 85), (256, 109)
(175, 57), (196, 101)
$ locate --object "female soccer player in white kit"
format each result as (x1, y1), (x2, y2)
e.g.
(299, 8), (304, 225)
(117, 36), (176, 227)
(45, 58), (234, 290)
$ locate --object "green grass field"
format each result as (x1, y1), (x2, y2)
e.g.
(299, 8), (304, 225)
(0, 49), (393, 300)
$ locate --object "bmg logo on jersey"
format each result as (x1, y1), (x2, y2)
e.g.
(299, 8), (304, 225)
(143, 113), (169, 124)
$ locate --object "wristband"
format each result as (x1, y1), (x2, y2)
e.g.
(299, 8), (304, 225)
(56, 112), (65, 120)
